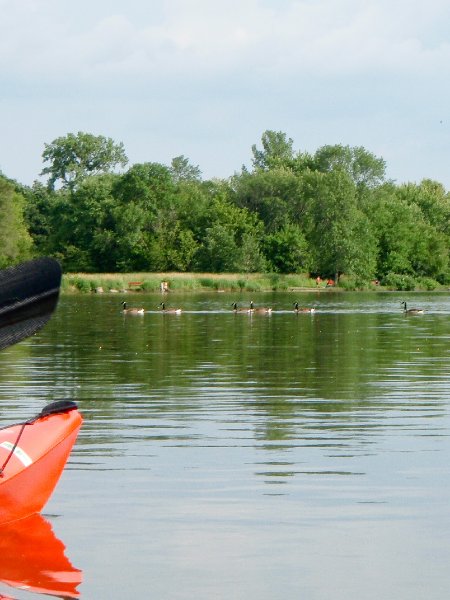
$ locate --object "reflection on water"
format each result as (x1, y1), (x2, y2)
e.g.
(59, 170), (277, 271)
(0, 291), (449, 599)
(0, 514), (82, 598)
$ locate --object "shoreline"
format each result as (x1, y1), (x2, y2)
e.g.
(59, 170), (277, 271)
(61, 272), (446, 294)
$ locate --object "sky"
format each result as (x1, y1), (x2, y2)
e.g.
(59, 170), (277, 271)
(1, 0), (449, 189)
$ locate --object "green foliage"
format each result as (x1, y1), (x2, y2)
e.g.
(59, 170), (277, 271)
(9, 128), (449, 288)
(382, 273), (417, 291)
(337, 275), (368, 290)
(237, 232), (267, 273)
(58, 246), (93, 273)
(416, 277), (440, 290)
(168, 278), (202, 291)
(140, 278), (164, 291)
(198, 277), (242, 290)
(264, 224), (310, 273)
(397, 179), (450, 235)
(112, 162), (180, 271)
(195, 196), (266, 272)
(114, 162), (175, 211)
(0, 177), (33, 267)
(22, 182), (58, 254)
(370, 185), (449, 282)
(41, 132), (128, 190)
(312, 144), (386, 188)
(232, 167), (304, 233)
(170, 155), (202, 183)
(217, 279), (244, 291)
(268, 273), (289, 291)
(251, 130), (294, 171)
(68, 276), (92, 293)
(148, 219), (199, 272)
(284, 274), (317, 288)
(203, 222), (239, 271)
(241, 279), (263, 292)
(302, 169), (377, 280)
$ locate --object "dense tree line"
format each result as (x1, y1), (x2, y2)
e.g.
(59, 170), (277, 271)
(1, 130), (449, 287)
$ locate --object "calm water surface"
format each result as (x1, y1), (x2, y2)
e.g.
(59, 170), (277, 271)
(0, 291), (450, 599)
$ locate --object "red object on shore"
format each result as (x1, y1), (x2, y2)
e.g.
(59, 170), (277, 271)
(0, 401), (82, 525)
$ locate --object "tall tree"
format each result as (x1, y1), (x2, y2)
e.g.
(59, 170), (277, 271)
(302, 170), (377, 281)
(251, 130), (294, 171)
(114, 162), (175, 214)
(264, 224), (310, 273)
(112, 162), (178, 271)
(232, 168), (305, 233)
(170, 155), (202, 183)
(196, 195), (266, 272)
(22, 182), (59, 255)
(396, 179), (450, 235)
(0, 177), (33, 267)
(371, 185), (449, 281)
(41, 132), (128, 191)
(313, 144), (386, 189)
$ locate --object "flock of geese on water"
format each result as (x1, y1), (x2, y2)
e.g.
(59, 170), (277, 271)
(121, 300), (425, 316)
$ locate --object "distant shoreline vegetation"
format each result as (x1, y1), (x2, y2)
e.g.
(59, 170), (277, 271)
(62, 272), (446, 294)
(2, 130), (449, 288)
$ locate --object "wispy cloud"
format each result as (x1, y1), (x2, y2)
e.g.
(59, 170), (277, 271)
(0, 0), (449, 186)
(2, 0), (450, 78)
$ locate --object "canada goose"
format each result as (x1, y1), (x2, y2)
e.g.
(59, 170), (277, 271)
(231, 302), (252, 313)
(121, 301), (144, 315)
(249, 301), (272, 314)
(159, 302), (182, 314)
(401, 301), (424, 315)
(293, 302), (316, 313)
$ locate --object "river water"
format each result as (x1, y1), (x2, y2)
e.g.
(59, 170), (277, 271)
(0, 291), (449, 599)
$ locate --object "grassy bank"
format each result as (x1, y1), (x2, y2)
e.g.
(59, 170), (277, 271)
(62, 272), (403, 293)
(63, 272), (319, 293)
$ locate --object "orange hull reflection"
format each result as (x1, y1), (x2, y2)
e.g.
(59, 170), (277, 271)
(0, 513), (82, 598)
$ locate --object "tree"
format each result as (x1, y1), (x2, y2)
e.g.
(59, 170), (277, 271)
(170, 155), (201, 183)
(264, 224), (310, 273)
(41, 132), (128, 191)
(28, 174), (121, 272)
(111, 201), (149, 272)
(237, 231), (267, 273)
(147, 214), (199, 272)
(396, 179), (450, 235)
(196, 196), (266, 272)
(251, 130), (294, 171)
(112, 162), (179, 271)
(0, 177), (33, 267)
(371, 185), (449, 281)
(302, 170), (377, 281)
(67, 174), (121, 271)
(114, 162), (175, 214)
(232, 167), (305, 233)
(313, 144), (386, 189)
(22, 182), (59, 255)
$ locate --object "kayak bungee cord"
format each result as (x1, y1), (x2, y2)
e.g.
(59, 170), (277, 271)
(0, 400), (78, 477)
(0, 420), (28, 477)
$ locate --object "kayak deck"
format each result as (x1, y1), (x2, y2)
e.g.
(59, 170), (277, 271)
(0, 401), (82, 524)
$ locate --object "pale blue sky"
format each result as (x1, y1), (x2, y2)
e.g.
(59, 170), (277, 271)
(1, 0), (449, 188)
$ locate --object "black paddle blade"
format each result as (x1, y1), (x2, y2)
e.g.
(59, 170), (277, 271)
(0, 257), (62, 351)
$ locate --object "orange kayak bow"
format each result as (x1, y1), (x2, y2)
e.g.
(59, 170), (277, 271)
(0, 400), (82, 525)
